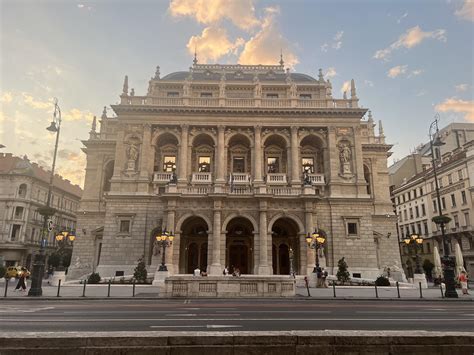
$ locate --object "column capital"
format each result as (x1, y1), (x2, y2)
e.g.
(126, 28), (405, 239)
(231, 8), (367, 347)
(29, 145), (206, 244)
(217, 125), (225, 132)
(254, 125), (262, 132)
(291, 126), (299, 134)
(181, 124), (189, 132)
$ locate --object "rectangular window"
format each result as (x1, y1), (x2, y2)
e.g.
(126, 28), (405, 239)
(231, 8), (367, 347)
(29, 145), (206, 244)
(441, 197), (446, 210)
(433, 200), (437, 213)
(301, 158), (314, 173)
(14, 206), (24, 219)
(430, 182), (434, 192)
(299, 94), (312, 99)
(409, 208), (413, 219)
(438, 178), (443, 188)
(267, 157), (279, 173)
(451, 194), (456, 207)
(415, 206), (419, 218)
(413, 189), (417, 198)
(404, 210), (408, 220)
(233, 157), (245, 173)
(163, 156), (176, 172)
(266, 93), (279, 98)
(167, 92), (179, 97)
(417, 223), (422, 235)
(423, 221), (428, 235)
(421, 204), (426, 216)
(11, 224), (21, 241)
(458, 169), (463, 180)
(419, 187), (423, 196)
(461, 191), (467, 205)
(200, 92), (212, 97)
(347, 222), (358, 235)
(448, 174), (453, 185)
(198, 156), (211, 172)
(427, 242), (431, 254)
(119, 220), (131, 233)
(464, 212), (470, 226)
(454, 215), (459, 228)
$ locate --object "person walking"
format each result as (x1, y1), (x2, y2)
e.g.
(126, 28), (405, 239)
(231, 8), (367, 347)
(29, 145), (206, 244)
(458, 271), (469, 295)
(14, 268), (27, 292)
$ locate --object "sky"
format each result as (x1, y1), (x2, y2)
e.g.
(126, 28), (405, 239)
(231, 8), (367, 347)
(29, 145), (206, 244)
(0, 0), (473, 187)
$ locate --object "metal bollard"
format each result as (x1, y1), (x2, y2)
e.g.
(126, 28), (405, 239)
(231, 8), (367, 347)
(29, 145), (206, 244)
(107, 280), (111, 297)
(132, 280), (136, 297)
(332, 281), (336, 298)
(4, 278), (9, 297)
(396, 281), (400, 298)
(82, 280), (87, 297)
(57, 279), (61, 297)
(304, 276), (311, 297)
(419, 282), (423, 299)
(375, 284), (379, 298)
(440, 283), (444, 298)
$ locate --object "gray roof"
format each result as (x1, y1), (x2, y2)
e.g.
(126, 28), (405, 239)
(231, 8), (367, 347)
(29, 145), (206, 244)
(161, 71), (318, 83)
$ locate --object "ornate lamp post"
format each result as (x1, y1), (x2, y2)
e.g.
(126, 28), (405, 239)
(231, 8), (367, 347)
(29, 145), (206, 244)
(54, 231), (76, 271)
(403, 233), (423, 274)
(306, 229), (326, 272)
(28, 98), (62, 297)
(429, 115), (458, 298)
(155, 229), (174, 271)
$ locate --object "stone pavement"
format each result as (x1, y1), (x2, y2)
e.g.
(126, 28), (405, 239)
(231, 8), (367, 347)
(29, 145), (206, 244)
(1, 278), (472, 299)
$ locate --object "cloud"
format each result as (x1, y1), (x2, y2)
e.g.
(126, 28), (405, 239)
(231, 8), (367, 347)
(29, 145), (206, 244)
(320, 43), (328, 53)
(21, 93), (53, 110)
(332, 31), (344, 49)
(374, 26), (446, 60)
(397, 12), (408, 24)
(325, 67), (337, 79)
(340, 81), (351, 94)
(455, 83), (469, 92)
(364, 80), (374, 87)
(62, 108), (94, 122)
(435, 98), (474, 121)
(416, 90), (427, 97)
(387, 65), (408, 78)
(0, 92), (13, 103)
(188, 27), (245, 62)
(238, 7), (298, 68)
(77, 3), (92, 11)
(410, 69), (423, 76)
(169, 0), (260, 30)
(455, 0), (474, 21)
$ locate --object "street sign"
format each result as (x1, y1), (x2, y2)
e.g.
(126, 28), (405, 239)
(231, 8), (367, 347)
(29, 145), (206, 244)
(47, 219), (54, 232)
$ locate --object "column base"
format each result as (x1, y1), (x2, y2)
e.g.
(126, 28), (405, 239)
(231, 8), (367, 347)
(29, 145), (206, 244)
(412, 273), (428, 289)
(257, 265), (272, 275)
(208, 264), (223, 276)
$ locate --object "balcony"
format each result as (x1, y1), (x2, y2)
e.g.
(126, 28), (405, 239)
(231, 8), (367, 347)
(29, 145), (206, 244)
(307, 174), (325, 185)
(266, 173), (287, 185)
(229, 173), (251, 185)
(192, 172), (212, 184)
(179, 186), (211, 195)
(268, 187), (301, 196)
(226, 186), (253, 195)
(153, 172), (173, 183)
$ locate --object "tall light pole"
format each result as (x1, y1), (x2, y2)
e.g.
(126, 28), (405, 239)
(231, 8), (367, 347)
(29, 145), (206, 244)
(403, 233), (423, 274)
(429, 115), (458, 298)
(155, 229), (174, 271)
(305, 229), (326, 272)
(28, 98), (62, 296)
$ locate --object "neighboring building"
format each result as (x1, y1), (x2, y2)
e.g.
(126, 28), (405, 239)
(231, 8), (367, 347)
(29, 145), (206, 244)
(0, 153), (83, 268)
(391, 136), (474, 278)
(69, 59), (401, 281)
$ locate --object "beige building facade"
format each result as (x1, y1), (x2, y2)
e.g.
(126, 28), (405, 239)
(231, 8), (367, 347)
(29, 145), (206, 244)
(69, 61), (401, 280)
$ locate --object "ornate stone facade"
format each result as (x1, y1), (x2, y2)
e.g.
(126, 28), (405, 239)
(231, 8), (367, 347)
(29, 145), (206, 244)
(68, 62), (401, 280)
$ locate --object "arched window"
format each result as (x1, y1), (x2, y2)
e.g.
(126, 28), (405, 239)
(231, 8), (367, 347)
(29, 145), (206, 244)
(18, 184), (27, 198)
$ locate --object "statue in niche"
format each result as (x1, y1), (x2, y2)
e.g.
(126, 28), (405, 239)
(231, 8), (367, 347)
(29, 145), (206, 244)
(290, 82), (297, 98)
(254, 81), (262, 98)
(339, 143), (352, 175)
(126, 142), (139, 171)
(219, 74), (226, 97)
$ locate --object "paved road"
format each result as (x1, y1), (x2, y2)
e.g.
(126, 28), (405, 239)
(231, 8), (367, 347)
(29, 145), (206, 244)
(1, 299), (473, 333)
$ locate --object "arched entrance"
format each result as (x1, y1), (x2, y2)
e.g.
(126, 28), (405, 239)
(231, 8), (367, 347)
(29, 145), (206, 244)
(179, 217), (209, 274)
(225, 217), (254, 274)
(271, 218), (300, 275)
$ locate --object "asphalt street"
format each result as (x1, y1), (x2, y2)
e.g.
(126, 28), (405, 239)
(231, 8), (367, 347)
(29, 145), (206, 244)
(1, 299), (473, 333)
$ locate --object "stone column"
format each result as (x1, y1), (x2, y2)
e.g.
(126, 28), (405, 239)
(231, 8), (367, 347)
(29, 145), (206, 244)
(178, 124), (189, 183)
(139, 124), (152, 179)
(216, 125), (225, 184)
(258, 200), (271, 274)
(113, 127), (125, 178)
(305, 208), (315, 275)
(254, 126), (263, 184)
(291, 126), (300, 185)
(327, 127), (339, 195)
(353, 126), (366, 196)
(166, 208), (176, 274)
(209, 202), (222, 275)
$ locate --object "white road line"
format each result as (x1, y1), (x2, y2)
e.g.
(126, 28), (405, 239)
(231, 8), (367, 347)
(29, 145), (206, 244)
(150, 325), (242, 329)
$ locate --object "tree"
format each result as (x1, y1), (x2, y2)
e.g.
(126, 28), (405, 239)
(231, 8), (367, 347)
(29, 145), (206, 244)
(336, 257), (350, 283)
(133, 256), (147, 283)
(422, 259), (435, 280)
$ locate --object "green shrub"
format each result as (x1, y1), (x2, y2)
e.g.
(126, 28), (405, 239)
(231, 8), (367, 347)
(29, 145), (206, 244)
(0, 266), (5, 278)
(133, 256), (147, 283)
(87, 272), (101, 284)
(375, 275), (390, 286)
(336, 257), (350, 284)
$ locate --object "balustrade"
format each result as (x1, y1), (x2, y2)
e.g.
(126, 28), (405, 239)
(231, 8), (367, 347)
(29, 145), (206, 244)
(268, 187), (301, 196)
(153, 172), (173, 183)
(307, 174), (325, 185)
(192, 172), (212, 183)
(229, 173), (251, 184)
(266, 173), (287, 185)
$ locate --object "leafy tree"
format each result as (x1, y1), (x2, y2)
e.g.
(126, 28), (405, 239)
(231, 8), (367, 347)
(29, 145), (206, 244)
(422, 259), (435, 280)
(375, 275), (390, 286)
(336, 257), (350, 283)
(133, 256), (147, 283)
(47, 253), (60, 268)
(87, 272), (101, 284)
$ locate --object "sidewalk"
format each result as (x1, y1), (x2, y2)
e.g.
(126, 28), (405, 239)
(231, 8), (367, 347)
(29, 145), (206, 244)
(1, 278), (472, 300)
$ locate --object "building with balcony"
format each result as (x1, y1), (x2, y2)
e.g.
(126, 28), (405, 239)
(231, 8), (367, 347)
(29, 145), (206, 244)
(391, 138), (474, 278)
(0, 153), (82, 268)
(68, 60), (401, 280)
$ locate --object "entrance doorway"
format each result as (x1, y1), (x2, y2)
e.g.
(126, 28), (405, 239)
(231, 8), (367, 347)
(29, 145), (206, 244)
(179, 217), (209, 274)
(225, 217), (254, 274)
(271, 218), (300, 275)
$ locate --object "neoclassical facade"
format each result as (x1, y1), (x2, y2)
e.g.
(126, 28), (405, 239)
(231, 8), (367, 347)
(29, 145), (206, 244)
(69, 61), (401, 280)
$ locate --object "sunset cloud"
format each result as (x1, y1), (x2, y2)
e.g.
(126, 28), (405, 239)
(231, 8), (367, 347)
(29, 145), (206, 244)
(21, 93), (53, 110)
(238, 7), (298, 67)
(340, 81), (351, 94)
(325, 67), (337, 79)
(455, 83), (469, 92)
(187, 27), (245, 62)
(455, 0), (474, 21)
(435, 98), (474, 121)
(169, 0), (260, 30)
(62, 108), (94, 122)
(387, 65), (408, 78)
(0, 92), (13, 103)
(374, 26), (446, 60)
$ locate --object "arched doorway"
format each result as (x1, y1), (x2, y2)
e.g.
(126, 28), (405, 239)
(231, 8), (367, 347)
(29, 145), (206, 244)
(271, 218), (300, 275)
(179, 217), (209, 274)
(225, 217), (254, 274)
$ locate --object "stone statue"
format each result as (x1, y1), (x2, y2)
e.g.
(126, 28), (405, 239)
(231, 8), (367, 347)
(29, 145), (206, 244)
(130, 88), (135, 96)
(254, 81), (262, 98)
(219, 74), (226, 97)
(183, 81), (190, 97)
(127, 143), (139, 162)
(339, 144), (352, 174)
(290, 82), (297, 98)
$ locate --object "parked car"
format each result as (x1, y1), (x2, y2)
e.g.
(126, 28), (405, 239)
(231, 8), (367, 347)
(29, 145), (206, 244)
(5, 266), (30, 279)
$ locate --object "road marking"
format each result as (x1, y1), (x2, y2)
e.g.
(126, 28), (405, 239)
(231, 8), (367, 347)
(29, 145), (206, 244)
(150, 324), (242, 329)
(0, 307), (55, 314)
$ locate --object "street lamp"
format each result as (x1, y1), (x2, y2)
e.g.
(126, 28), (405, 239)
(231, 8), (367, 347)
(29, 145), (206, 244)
(54, 231), (76, 271)
(155, 229), (174, 271)
(429, 115), (458, 298)
(28, 98), (62, 297)
(306, 229), (326, 272)
(403, 233), (423, 274)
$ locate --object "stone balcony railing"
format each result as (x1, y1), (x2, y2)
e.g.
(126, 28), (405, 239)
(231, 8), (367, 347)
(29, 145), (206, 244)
(163, 184), (321, 197)
(121, 96), (358, 109)
(192, 172), (212, 184)
(153, 172), (173, 183)
(307, 174), (325, 185)
(229, 173), (251, 185)
(266, 173), (287, 185)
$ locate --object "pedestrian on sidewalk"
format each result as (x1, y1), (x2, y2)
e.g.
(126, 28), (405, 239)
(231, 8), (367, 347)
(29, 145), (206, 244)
(458, 271), (469, 295)
(316, 266), (322, 288)
(14, 268), (27, 292)
(322, 268), (329, 288)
